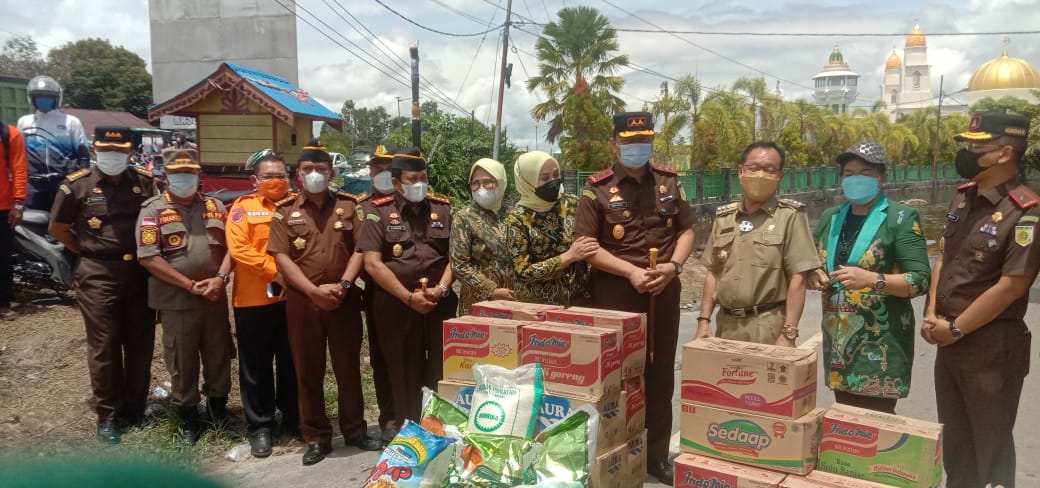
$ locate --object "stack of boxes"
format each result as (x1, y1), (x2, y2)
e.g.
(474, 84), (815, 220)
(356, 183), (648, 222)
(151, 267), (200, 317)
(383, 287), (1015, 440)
(438, 300), (647, 487)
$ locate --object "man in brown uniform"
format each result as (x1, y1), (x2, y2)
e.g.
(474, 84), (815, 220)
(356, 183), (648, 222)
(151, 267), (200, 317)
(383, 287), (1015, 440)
(268, 142), (382, 466)
(49, 126), (154, 444)
(924, 112), (1037, 488)
(574, 112), (694, 485)
(698, 141), (819, 346)
(136, 148), (234, 445)
(356, 144), (396, 444)
(359, 147), (456, 433)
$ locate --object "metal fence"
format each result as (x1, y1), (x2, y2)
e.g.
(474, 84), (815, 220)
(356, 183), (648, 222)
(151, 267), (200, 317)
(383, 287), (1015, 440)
(567, 165), (959, 202)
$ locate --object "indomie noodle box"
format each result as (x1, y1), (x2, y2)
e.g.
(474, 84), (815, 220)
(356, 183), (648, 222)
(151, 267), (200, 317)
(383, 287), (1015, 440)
(673, 453), (786, 487)
(543, 307), (646, 378)
(472, 300), (564, 321)
(520, 323), (621, 400)
(781, 470), (894, 488)
(680, 402), (825, 475)
(442, 316), (528, 384)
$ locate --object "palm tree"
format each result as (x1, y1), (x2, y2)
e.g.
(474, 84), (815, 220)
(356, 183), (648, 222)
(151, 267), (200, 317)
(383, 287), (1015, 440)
(528, 6), (629, 143)
(674, 75), (702, 168)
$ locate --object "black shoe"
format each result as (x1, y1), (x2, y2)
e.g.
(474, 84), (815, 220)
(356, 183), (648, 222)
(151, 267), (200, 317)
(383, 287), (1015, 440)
(302, 442), (332, 466)
(97, 420), (120, 445)
(380, 428), (400, 446)
(178, 408), (202, 446)
(250, 429), (273, 458)
(345, 433), (384, 451)
(206, 396), (242, 441)
(647, 460), (674, 486)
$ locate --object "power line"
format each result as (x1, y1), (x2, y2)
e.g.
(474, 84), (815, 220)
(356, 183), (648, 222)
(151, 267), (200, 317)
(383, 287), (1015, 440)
(431, 0), (492, 26)
(374, 0), (504, 37)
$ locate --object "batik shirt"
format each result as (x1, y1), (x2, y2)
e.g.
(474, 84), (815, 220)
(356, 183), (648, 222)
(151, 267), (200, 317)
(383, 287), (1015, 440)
(506, 193), (590, 306)
(450, 202), (515, 315)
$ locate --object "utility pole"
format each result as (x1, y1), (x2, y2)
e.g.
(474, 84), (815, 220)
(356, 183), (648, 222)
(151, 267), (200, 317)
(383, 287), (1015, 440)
(534, 125), (539, 151)
(396, 96), (405, 118)
(410, 45), (421, 148)
(492, 0), (513, 161)
(932, 74), (943, 185)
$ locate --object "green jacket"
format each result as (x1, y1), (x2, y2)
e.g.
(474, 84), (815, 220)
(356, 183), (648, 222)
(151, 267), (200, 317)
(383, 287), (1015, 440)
(812, 197), (931, 398)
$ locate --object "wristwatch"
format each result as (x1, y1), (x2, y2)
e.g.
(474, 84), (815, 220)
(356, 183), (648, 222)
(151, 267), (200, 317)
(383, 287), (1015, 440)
(873, 273), (887, 290)
(781, 324), (799, 340)
(437, 283), (450, 294)
(671, 260), (683, 274)
(340, 280), (353, 291)
(216, 272), (230, 285)
(949, 320), (965, 341)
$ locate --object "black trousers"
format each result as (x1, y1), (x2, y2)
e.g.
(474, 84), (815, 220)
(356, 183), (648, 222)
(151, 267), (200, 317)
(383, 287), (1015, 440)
(364, 283), (394, 430)
(0, 210), (12, 307)
(234, 302), (299, 434)
(833, 390), (897, 414)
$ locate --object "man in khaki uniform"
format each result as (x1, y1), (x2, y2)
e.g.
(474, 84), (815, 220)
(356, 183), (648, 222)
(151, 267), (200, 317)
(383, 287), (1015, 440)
(136, 148), (234, 445)
(698, 141), (819, 346)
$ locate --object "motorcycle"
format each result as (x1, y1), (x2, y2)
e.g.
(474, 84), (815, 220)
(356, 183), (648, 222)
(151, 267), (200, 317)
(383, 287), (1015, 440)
(13, 208), (76, 296)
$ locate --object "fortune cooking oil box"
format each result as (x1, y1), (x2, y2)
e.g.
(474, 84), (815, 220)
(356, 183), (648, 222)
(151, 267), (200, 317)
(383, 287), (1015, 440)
(681, 338), (817, 419)
(442, 316), (528, 383)
(673, 453), (787, 487)
(817, 404), (943, 488)
(520, 322), (621, 400)
(543, 307), (647, 378)
(680, 402), (824, 475)
(471, 300), (563, 321)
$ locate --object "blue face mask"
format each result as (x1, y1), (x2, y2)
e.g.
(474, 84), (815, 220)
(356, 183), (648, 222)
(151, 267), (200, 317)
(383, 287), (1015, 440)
(842, 175), (881, 205)
(33, 96), (57, 112)
(618, 143), (652, 169)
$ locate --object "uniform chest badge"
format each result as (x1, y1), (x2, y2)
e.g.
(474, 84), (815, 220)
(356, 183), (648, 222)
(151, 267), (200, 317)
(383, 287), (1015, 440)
(87, 217), (102, 230)
(431, 212), (440, 222)
(609, 195), (623, 202)
(1015, 224), (1034, 247)
(658, 185), (668, 195)
(739, 220), (754, 232)
(609, 186), (619, 194)
(622, 210), (632, 219)
(291, 211), (301, 218)
(333, 221), (344, 230)
(947, 213), (959, 222)
(140, 226), (158, 245)
(392, 243), (403, 257)
(980, 223), (999, 236)
(293, 237), (306, 250)
(992, 211), (1003, 223)
(132, 186), (142, 194)
(336, 207), (345, 216)
(719, 250), (729, 263)
(432, 221), (444, 229)
(390, 212), (399, 219)
(205, 199), (218, 212)
(167, 234), (183, 247)
(987, 239), (1000, 251)
(92, 187), (102, 194)
(957, 201), (965, 209)
(612, 224), (625, 240)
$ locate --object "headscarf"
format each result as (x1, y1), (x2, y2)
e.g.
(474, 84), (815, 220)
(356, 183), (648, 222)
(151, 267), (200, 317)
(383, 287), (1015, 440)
(514, 151), (558, 213)
(470, 157), (507, 213)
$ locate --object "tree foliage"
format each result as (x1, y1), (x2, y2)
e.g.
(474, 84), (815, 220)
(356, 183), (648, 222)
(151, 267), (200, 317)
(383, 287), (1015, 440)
(320, 99), (393, 155)
(0, 36), (46, 78)
(558, 76), (614, 171)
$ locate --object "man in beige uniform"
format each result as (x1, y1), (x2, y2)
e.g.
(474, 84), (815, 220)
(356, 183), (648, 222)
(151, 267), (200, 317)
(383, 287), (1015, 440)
(137, 148), (234, 445)
(698, 141), (819, 346)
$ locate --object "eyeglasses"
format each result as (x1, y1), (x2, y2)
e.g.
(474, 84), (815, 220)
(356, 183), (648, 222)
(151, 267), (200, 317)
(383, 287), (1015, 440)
(469, 178), (498, 191)
(742, 164), (782, 175)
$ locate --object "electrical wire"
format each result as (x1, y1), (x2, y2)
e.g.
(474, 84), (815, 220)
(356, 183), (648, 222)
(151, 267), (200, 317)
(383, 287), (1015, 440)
(374, 0), (504, 37)
(444, 0), (500, 104)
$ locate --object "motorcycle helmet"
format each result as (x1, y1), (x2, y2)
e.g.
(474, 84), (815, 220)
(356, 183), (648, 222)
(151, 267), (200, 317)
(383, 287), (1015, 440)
(27, 75), (62, 112)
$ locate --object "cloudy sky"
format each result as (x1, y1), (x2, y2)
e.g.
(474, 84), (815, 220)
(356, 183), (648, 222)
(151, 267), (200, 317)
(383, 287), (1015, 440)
(3, 0), (1039, 151)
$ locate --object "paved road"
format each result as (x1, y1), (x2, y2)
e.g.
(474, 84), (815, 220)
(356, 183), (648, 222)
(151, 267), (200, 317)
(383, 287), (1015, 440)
(215, 290), (1039, 487)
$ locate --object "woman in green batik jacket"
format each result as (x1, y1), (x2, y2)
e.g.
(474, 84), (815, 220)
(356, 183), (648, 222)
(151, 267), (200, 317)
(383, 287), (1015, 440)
(808, 140), (931, 414)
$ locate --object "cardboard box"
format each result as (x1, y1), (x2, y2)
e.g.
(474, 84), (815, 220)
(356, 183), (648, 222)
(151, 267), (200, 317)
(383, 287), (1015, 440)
(471, 300), (563, 321)
(591, 442), (626, 488)
(442, 316), (528, 383)
(673, 453), (787, 487)
(681, 338), (817, 419)
(624, 430), (647, 488)
(437, 380), (623, 453)
(780, 471), (893, 488)
(680, 402), (824, 475)
(520, 322), (621, 400)
(544, 306), (646, 378)
(817, 404), (943, 488)
(621, 376), (646, 439)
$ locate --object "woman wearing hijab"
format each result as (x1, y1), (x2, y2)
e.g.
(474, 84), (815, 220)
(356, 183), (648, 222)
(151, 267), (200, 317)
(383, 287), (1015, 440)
(809, 140), (930, 413)
(506, 151), (597, 306)
(450, 158), (515, 315)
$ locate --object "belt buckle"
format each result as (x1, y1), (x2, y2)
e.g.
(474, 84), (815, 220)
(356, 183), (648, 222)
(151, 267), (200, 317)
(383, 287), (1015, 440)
(122, 254), (134, 262)
(731, 308), (746, 317)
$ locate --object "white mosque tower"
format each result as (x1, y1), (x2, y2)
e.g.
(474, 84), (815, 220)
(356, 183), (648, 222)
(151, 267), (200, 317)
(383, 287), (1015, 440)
(812, 44), (859, 114)
(884, 23), (934, 120)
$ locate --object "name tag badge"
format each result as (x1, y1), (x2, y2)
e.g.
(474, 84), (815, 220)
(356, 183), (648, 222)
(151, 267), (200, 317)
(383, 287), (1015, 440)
(979, 224), (999, 236)
(659, 195), (674, 203)
(608, 201), (628, 209)
(431, 222), (444, 229)
(287, 219), (306, 225)
(947, 213), (959, 222)
(86, 196), (106, 203)
(387, 225), (406, 231)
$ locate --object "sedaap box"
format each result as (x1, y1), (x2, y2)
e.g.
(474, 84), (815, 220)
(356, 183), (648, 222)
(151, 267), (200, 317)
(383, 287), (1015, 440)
(471, 300), (563, 321)
(520, 322), (621, 400)
(442, 316), (528, 383)
(437, 380), (623, 453)
(681, 338), (817, 419)
(544, 306), (646, 378)
(591, 442), (626, 488)
(673, 453), (787, 487)
(817, 403), (943, 488)
(780, 471), (893, 488)
(621, 376), (646, 439)
(680, 402), (824, 475)
(624, 429), (647, 488)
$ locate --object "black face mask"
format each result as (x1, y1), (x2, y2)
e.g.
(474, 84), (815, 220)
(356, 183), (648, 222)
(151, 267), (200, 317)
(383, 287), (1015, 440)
(955, 148), (991, 180)
(534, 178), (562, 202)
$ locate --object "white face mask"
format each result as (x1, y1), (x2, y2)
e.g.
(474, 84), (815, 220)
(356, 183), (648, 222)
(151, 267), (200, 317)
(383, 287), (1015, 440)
(301, 171), (329, 194)
(372, 171), (394, 193)
(95, 151), (129, 176)
(166, 173), (198, 198)
(402, 181), (429, 203)
(472, 187), (501, 209)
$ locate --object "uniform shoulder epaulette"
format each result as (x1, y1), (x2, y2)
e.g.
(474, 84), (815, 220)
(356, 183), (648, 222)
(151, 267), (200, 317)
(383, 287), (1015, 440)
(427, 193), (451, 205)
(66, 169), (90, 181)
(336, 190), (359, 201)
(589, 168), (614, 184)
(131, 166), (152, 178)
(373, 195), (395, 206)
(1009, 185), (1039, 209)
(778, 198), (806, 209)
(716, 202), (739, 216)
(274, 194), (297, 207)
(651, 164), (677, 175)
(355, 191), (370, 202)
(957, 181), (977, 191)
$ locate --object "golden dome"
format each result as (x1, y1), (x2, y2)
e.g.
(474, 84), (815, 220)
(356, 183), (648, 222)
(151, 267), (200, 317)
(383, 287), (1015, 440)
(968, 42), (1040, 92)
(885, 50), (902, 70)
(905, 24), (926, 48)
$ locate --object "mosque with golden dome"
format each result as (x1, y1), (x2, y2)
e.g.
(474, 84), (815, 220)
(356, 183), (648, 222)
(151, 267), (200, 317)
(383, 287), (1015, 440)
(966, 38), (1040, 106)
(883, 24), (934, 120)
